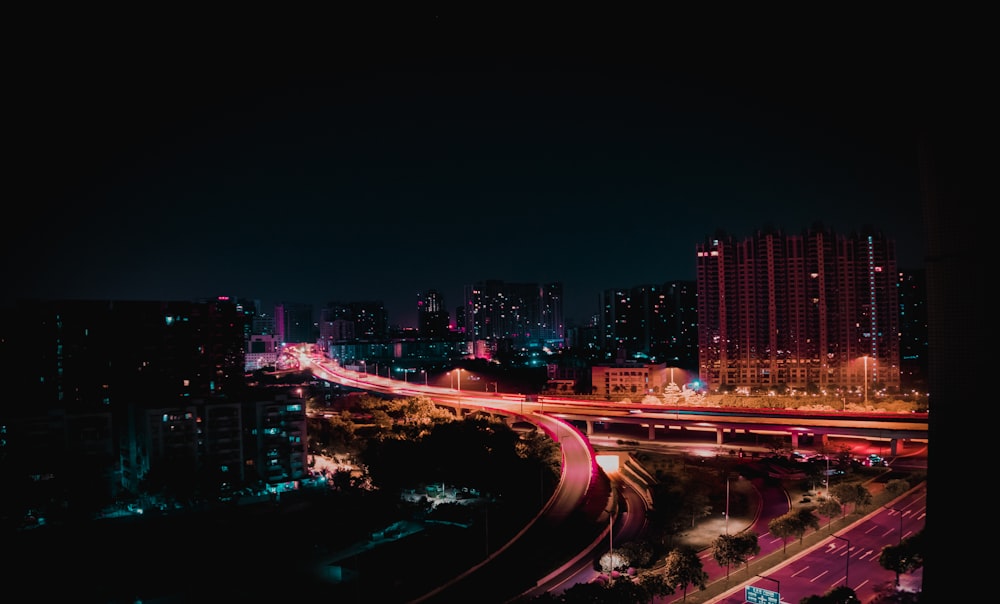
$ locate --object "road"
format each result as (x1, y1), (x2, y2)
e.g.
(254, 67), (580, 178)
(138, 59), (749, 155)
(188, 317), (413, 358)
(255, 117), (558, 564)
(304, 351), (928, 602)
(706, 483), (926, 604)
(407, 413), (613, 603)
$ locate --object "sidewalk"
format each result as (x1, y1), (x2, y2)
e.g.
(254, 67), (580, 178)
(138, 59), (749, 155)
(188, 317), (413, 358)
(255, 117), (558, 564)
(675, 473), (768, 551)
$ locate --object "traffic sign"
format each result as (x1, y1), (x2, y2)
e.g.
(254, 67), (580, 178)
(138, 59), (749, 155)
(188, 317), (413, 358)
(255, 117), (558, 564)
(746, 585), (780, 604)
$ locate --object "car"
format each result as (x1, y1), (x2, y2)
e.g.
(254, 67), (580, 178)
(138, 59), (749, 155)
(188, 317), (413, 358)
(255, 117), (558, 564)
(859, 454), (886, 467)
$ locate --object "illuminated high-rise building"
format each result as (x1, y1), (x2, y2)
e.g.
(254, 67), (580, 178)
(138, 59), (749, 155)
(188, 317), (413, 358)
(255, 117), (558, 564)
(696, 226), (900, 393)
(463, 280), (565, 354)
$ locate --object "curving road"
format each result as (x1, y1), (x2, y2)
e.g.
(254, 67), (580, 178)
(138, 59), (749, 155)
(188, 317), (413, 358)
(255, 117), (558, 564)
(303, 352), (927, 602)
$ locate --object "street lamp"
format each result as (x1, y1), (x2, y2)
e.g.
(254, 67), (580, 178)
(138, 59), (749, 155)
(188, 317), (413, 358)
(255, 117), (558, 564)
(607, 509), (615, 580)
(886, 506), (904, 544)
(863, 355), (869, 403)
(421, 369), (427, 387)
(725, 474), (730, 534)
(825, 455), (830, 496)
(757, 575), (780, 599)
(458, 368), (462, 415)
(833, 534), (850, 588)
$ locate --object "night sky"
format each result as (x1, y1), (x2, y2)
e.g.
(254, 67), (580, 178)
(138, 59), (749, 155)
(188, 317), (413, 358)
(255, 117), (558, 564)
(8, 16), (950, 326)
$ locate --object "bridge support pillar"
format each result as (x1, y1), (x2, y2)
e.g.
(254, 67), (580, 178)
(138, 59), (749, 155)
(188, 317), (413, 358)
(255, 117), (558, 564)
(791, 432), (800, 448)
(648, 424), (657, 440)
(819, 433), (829, 449)
(716, 427), (725, 445)
(585, 420), (594, 436)
(890, 438), (899, 456)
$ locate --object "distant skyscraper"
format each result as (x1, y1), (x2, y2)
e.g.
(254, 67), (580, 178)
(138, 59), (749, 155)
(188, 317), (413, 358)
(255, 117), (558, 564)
(275, 302), (316, 345)
(348, 301), (388, 340)
(696, 226), (900, 393)
(7, 298), (248, 410)
(600, 281), (697, 368)
(417, 290), (450, 338)
(897, 268), (928, 393)
(464, 280), (565, 354)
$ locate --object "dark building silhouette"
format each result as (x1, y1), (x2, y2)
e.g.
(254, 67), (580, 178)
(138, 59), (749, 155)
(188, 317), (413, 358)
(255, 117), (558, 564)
(417, 289), (451, 338)
(897, 268), (928, 394)
(1, 298), (306, 520)
(276, 301), (317, 345)
(920, 112), (977, 602)
(599, 281), (697, 369)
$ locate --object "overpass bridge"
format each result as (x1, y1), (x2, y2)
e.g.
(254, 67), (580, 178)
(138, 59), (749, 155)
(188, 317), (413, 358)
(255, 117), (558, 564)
(542, 405), (927, 456)
(302, 351), (928, 456)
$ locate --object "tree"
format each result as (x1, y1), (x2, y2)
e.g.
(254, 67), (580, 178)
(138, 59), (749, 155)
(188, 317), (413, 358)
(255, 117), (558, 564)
(794, 507), (821, 544)
(769, 514), (799, 554)
(884, 478), (911, 498)
(662, 546), (708, 602)
(711, 532), (760, 578)
(735, 532), (761, 575)
(830, 482), (872, 516)
(799, 584), (861, 603)
(878, 529), (924, 586)
(636, 571), (674, 603)
(817, 499), (842, 530)
(617, 539), (656, 569)
(852, 483), (873, 512)
(711, 533), (742, 579)
(680, 484), (712, 528)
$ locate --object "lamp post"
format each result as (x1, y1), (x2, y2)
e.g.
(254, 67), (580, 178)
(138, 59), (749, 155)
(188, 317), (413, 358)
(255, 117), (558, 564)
(421, 369), (427, 387)
(757, 575), (780, 598)
(825, 455), (830, 496)
(886, 506), (904, 544)
(725, 474), (730, 534)
(863, 355), (869, 403)
(833, 534), (850, 588)
(608, 509), (615, 580)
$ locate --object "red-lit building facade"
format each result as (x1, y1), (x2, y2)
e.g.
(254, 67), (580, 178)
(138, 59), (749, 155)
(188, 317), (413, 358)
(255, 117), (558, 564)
(695, 226), (901, 394)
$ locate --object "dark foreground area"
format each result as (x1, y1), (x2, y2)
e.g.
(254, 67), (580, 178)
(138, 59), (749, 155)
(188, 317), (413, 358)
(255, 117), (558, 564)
(7, 489), (557, 604)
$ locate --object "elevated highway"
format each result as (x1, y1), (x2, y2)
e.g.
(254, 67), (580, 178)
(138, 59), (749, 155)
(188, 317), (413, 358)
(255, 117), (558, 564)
(302, 352), (928, 457)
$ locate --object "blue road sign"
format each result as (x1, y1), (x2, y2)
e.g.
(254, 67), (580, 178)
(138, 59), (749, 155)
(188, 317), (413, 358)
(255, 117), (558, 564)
(746, 585), (780, 604)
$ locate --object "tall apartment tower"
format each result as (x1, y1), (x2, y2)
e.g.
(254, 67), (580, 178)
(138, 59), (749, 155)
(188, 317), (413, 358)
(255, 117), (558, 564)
(463, 280), (565, 353)
(275, 302), (316, 345)
(600, 281), (697, 367)
(695, 226), (900, 393)
(897, 268), (928, 393)
(417, 290), (450, 338)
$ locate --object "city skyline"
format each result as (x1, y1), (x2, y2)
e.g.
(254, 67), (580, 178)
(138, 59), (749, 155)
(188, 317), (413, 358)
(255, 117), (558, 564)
(7, 19), (935, 328)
